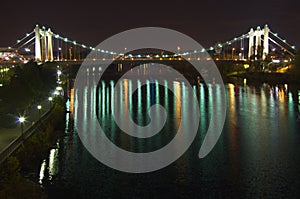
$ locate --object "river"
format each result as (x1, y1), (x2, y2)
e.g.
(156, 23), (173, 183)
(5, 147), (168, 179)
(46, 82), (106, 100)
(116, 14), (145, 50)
(38, 64), (300, 198)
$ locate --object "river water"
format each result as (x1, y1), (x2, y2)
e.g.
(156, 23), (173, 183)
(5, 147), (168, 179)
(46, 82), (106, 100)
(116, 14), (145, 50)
(38, 65), (300, 198)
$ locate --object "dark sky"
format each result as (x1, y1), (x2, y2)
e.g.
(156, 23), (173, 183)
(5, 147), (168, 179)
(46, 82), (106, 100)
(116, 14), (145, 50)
(1, 0), (300, 49)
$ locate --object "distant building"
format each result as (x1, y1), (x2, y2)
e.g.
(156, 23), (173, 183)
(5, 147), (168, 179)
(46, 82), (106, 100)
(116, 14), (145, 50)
(0, 47), (32, 62)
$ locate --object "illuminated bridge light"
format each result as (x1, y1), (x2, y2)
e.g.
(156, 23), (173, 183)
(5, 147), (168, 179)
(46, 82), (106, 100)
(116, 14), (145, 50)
(201, 48), (205, 53)
(73, 41), (77, 45)
(105, 50), (109, 53)
(64, 38), (68, 42)
(194, 50), (197, 53)
(101, 50), (104, 53)
(82, 45), (86, 48)
(17, 40), (20, 43)
(54, 34), (59, 39)
(292, 46), (296, 49)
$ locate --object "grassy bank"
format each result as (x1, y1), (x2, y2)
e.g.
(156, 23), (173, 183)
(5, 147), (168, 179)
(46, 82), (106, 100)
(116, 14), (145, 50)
(0, 97), (65, 198)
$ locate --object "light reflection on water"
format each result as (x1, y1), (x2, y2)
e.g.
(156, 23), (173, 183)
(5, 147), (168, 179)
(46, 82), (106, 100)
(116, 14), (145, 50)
(40, 77), (300, 198)
(39, 146), (59, 184)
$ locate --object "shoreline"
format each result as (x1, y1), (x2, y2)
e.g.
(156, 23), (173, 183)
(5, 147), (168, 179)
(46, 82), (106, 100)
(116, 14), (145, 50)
(227, 71), (300, 84)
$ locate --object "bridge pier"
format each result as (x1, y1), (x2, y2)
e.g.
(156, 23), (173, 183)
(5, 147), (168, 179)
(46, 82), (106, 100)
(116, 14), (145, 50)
(248, 24), (269, 60)
(255, 26), (261, 57)
(263, 25), (269, 60)
(41, 30), (47, 61)
(34, 25), (54, 62)
(34, 25), (42, 61)
(248, 28), (254, 59)
(47, 28), (54, 61)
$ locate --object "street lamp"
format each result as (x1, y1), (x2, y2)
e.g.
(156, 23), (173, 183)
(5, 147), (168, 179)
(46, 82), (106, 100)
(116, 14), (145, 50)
(232, 48), (235, 60)
(37, 105), (42, 119)
(57, 70), (62, 76)
(18, 116), (25, 138)
(48, 97), (53, 107)
(124, 47), (127, 59)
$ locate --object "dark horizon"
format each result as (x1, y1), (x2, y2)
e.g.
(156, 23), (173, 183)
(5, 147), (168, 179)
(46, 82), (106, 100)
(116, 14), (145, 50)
(1, 0), (300, 49)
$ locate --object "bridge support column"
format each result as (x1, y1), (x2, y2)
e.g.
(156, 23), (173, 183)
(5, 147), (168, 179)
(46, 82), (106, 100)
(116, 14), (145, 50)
(263, 24), (269, 60)
(248, 28), (254, 59)
(255, 26), (261, 58)
(34, 25), (42, 61)
(41, 30), (48, 61)
(47, 28), (54, 61)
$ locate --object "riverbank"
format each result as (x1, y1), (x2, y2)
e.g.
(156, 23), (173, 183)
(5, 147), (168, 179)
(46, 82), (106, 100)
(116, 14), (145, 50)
(228, 71), (300, 84)
(0, 97), (66, 198)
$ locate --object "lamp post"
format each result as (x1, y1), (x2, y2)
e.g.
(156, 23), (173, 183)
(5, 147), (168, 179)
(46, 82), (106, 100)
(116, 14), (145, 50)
(37, 105), (42, 119)
(177, 46), (180, 59)
(18, 117), (25, 138)
(124, 47), (127, 60)
(48, 97), (53, 107)
(232, 48), (235, 60)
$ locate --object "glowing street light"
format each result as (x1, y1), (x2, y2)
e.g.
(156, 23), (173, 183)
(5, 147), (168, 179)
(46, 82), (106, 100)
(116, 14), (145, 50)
(37, 105), (42, 118)
(18, 116), (25, 137)
(57, 70), (62, 76)
(53, 90), (60, 96)
(48, 97), (53, 107)
(232, 48), (235, 60)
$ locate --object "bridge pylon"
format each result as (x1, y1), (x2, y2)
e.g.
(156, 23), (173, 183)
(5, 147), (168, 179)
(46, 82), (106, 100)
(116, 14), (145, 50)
(34, 25), (53, 62)
(34, 25), (42, 61)
(248, 24), (269, 60)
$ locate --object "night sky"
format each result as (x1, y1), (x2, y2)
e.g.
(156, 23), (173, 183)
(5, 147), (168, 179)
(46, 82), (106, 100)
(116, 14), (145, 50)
(1, 0), (299, 49)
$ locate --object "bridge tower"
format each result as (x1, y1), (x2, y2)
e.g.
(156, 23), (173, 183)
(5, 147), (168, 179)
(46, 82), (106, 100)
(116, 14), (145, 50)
(263, 24), (269, 60)
(248, 28), (254, 59)
(255, 26), (261, 57)
(41, 29), (47, 61)
(248, 24), (269, 60)
(47, 28), (54, 61)
(34, 25), (42, 61)
(34, 25), (54, 62)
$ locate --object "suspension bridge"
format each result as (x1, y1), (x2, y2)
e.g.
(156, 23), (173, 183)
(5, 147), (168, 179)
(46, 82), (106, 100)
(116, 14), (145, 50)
(0, 24), (297, 64)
